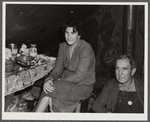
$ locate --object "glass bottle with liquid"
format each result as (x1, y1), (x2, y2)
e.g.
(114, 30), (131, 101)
(29, 44), (37, 57)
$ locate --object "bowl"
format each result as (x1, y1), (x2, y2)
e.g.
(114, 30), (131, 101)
(15, 56), (35, 67)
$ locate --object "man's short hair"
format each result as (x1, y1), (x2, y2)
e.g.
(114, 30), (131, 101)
(116, 55), (136, 69)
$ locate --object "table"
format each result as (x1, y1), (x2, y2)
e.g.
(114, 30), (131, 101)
(5, 59), (55, 96)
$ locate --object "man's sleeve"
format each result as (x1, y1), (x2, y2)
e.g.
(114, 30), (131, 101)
(92, 81), (111, 113)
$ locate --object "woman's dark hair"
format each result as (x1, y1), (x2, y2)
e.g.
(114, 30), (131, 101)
(116, 55), (136, 69)
(62, 18), (82, 36)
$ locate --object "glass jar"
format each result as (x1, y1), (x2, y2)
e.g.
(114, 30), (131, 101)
(29, 44), (37, 57)
(8, 43), (18, 55)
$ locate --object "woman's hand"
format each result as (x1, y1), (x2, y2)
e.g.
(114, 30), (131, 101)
(43, 79), (55, 94)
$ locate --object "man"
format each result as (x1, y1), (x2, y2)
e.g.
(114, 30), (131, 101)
(92, 55), (144, 113)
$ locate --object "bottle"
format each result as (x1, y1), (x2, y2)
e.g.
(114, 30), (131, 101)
(29, 44), (37, 57)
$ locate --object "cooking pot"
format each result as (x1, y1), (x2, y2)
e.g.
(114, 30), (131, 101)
(15, 56), (35, 67)
(5, 60), (14, 73)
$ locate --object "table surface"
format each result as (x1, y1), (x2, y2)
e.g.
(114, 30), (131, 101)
(5, 59), (55, 96)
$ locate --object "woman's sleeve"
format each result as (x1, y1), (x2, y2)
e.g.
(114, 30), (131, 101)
(92, 81), (111, 113)
(63, 44), (94, 83)
(49, 44), (64, 80)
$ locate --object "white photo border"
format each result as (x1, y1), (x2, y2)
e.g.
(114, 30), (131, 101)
(2, 1), (148, 121)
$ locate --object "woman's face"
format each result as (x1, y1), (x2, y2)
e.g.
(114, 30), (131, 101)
(65, 27), (79, 46)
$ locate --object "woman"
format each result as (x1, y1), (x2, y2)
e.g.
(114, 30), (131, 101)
(92, 55), (144, 113)
(35, 19), (95, 112)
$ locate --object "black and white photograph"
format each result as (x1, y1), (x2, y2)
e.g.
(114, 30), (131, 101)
(2, 1), (148, 121)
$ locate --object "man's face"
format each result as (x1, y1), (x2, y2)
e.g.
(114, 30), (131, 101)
(115, 59), (135, 84)
(65, 27), (79, 45)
